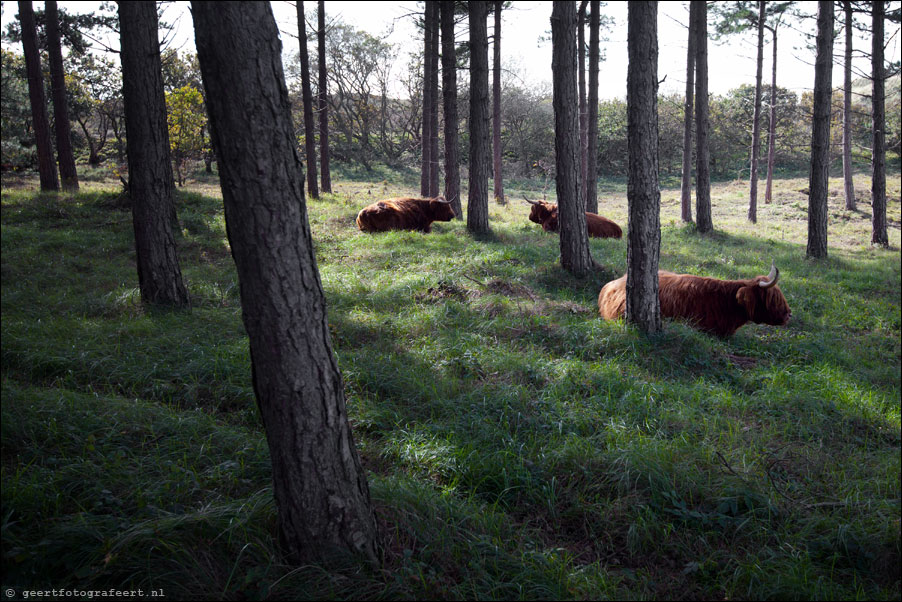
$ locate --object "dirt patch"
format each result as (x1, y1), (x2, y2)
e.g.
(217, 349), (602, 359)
(726, 353), (758, 369)
(416, 280), (470, 303)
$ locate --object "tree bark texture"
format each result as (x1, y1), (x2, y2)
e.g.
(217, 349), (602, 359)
(626, 0), (661, 334)
(18, 0), (59, 192)
(693, 0), (712, 234)
(468, 0), (491, 234)
(552, 0), (593, 278)
(586, 0), (600, 214)
(578, 1), (589, 208)
(191, 1), (379, 565)
(119, 1), (189, 308)
(747, 0), (765, 223)
(680, 0), (696, 222)
(427, 1), (440, 198)
(298, 1), (319, 199)
(806, 0), (833, 259)
(871, 0), (888, 246)
(441, 1), (462, 219)
(421, 2), (435, 196)
(842, 0), (855, 210)
(318, 1), (332, 193)
(492, 0), (505, 204)
(765, 23), (777, 203)
(45, 0), (78, 191)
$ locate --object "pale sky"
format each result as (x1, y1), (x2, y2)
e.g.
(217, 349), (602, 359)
(2, 1), (899, 100)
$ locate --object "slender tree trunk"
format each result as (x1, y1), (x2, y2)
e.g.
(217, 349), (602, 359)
(119, 1), (189, 308)
(441, 1), (462, 219)
(468, 0), (491, 234)
(747, 0), (765, 223)
(191, 1), (379, 566)
(680, 0), (697, 222)
(298, 1), (319, 199)
(318, 1), (332, 193)
(871, 0), (887, 246)
(45, 0), (78, 191)
(578, 0), (589, 207)
(18, 0), (59, 192)
(765, 24), (778, 203)
(427, 2), (440, 197)
(694, 0), (712, 233)
(586, 0), (600, 214)
(806, 0), (833, 259)
(626, 0), (661, 334)
(842, 0), (855, 210)
(492, 0), (505, 204)
(421, 2), (434, 196)
(552, 0), (593, 277)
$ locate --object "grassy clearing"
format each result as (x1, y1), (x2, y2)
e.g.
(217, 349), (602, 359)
(2, 169), (900, 600)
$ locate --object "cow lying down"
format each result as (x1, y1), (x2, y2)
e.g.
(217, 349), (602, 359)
(525, 199), (622, 239)
(598, 263), (791, 337)
(356, 196), (456, 233)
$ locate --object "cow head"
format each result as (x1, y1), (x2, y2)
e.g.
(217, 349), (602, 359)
(525, 198), (556, 225)
(429, 195), (456, 221)
(735, 263), (792, 326)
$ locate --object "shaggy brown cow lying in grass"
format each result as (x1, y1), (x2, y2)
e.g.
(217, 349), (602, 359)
(356, 196), (456, 233)
(525, 199), (622, 239)
(598, 263), (791, 337)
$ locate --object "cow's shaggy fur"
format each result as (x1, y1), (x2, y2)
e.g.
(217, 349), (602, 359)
(356, 196), (456, 233)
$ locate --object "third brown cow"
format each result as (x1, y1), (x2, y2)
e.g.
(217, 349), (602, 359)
(598, 263), (791, 337)
(525, 199), (622, 238)
(356, 196), (456, 233)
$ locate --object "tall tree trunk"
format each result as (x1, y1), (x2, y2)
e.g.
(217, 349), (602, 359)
(626, 0), (661, 334)
(586, 0), (600, 214)
(806, 0), (833, 259)
(119, 1), (189, 308)
(694, 0), (712, 233)
(318, 1), (332, 193)
(552, 0), (593, 278)
(492, 0), (505, 204)
(441, 1), (462, 219)
(747, 0), (765, 223)
(871, 0), (887, 246)
(427, 2), (440, 198)
(680, 0), (697, 222)
(468, 0), (491, 234)
(420, 2), (434, 196)
(298, 1), (319, 199)
(191, 1), (379, 566)
(45, 0), (78, 191)
(578, 0), (589, 207)
(764, 23), (778, 203)
(18, 0), (59, 192)
(842, 0), (855, 210)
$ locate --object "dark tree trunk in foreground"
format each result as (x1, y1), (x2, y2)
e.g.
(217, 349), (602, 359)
(119, 1), (189, 307)
(806, 0), (833, 259)
(298, 1), (319, 199)
(747, 0), (765, 223)
(18, 0), (59, 192)
(764, 21), (778, 203)
(842, 0), (855, 210)
(46, 0), (78, 191)
(318, 1), (332, 193)
(626, 0), (661, 334)
(871, 0), (888, 246)
(492, 0), (505, 204)
(427, 2), (440, 198)
(680, 0), (697, 222)
(586, 0), (600, 214)
(468, 0), (491, 234)
(693, 0), (712, 234)
(192, 1), (379, 565)
(578, 1), (588, 207)
(552, 0), (593, 277)
(421, 2), (435, 196)
(441, 1), (462, 218)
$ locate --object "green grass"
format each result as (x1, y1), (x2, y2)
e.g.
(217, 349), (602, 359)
(2, 168), (900, 600)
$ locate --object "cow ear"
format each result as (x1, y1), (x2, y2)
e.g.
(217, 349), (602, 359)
(736, 286), (757, 318)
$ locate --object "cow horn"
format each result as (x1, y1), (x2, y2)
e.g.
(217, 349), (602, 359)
(758, 261), (779, 288)
(434, 195), (452, 204)
(523, 195), (539, 205)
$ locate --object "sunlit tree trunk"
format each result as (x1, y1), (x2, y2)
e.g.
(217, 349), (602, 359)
(298, 1), (319, 199)
(586, 0), (601, 214)
(427, 2), (440, 198)
(871, 0), (888, 246)
(468, 0), (491, 234)
(842, 0), (855, 211)
(747, 0), (765, 223)
(421, 1), (436, 196)
(694, 0), (712, 233)
(492, 0), (505, 204)
(318, 1), (332, 193)
(46, 0), (78, 191)
(441, 1), (462, 218)
(806, 0), (833, 259)
(764, 22), (778, 203)
(680, 0), (696, 222)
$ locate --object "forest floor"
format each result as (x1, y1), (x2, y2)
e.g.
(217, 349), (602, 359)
(2, 168), (900, 600)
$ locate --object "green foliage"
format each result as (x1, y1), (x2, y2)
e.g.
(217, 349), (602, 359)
(166, 85), (208, 186)
(0, 48), (32, 169)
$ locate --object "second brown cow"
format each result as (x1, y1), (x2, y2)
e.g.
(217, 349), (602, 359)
(525, 199), (622, 238)
(356, 196), (456, 233)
